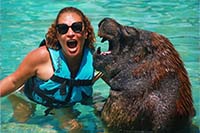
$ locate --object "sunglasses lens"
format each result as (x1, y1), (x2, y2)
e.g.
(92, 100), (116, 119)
(71, 22), (83, 33)
(56, 22), (83, 34)
(56, 24), (69, 34)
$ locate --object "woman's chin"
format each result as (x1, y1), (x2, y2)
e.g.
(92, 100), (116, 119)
(67, 48), (80, 57)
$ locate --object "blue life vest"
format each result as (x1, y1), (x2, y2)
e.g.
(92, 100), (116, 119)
(24, 47), (94, 109)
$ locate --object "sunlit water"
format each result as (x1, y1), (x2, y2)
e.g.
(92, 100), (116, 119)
(0, 0), (199, 132)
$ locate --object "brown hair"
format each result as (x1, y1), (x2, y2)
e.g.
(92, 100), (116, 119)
(45, 7), (95, 51)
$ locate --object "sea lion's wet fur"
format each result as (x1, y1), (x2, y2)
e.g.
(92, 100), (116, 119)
(93, 18), (195, 132)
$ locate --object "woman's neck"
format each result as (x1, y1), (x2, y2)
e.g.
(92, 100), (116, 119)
(63, 51), (83, 78)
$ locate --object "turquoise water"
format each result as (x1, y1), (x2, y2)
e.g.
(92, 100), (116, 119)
(0, 0), (199, 132)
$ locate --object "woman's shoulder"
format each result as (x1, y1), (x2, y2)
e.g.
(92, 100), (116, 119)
(26, 46), (50, 64)
(34, 45), (49, 54)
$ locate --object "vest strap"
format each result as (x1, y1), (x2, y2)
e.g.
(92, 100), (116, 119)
(50, 75), (93, 86)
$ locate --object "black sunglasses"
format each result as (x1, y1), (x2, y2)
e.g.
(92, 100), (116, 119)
(56, 22), (83, 34)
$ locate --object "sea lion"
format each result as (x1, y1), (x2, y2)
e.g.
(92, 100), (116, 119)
(93, 18), (195, 132)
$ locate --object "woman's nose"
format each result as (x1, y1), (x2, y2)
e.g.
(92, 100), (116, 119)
(66, 28), (75, 36)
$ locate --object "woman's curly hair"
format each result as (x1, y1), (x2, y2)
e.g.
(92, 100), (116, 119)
(45, 7), (95, 51)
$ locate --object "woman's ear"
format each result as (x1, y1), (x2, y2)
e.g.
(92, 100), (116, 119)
(84, 31), (88, 39)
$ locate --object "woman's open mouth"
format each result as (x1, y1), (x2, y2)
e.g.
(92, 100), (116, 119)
(66, 39), (79, 54)
(67, 40), (78, 48)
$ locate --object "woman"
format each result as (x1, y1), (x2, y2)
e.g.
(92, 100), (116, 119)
(0, 7), (99, 130)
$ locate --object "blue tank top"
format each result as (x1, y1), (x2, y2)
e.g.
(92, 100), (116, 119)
(24, 47), (94, 108)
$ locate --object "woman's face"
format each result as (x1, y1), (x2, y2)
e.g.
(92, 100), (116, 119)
(56, 12), (88, 59)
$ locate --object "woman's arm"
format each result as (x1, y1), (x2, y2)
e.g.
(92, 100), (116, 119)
(0, 46), (50, 97)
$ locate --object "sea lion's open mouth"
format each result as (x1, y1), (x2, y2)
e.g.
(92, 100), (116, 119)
(67, 40), (77, 48)
(97, 36), (114, 55)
